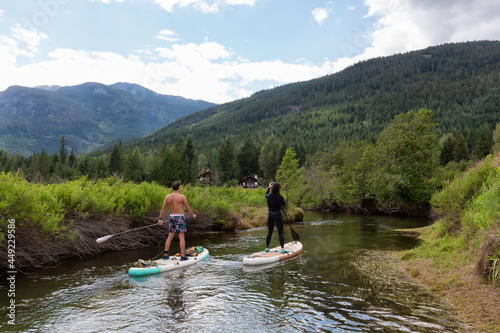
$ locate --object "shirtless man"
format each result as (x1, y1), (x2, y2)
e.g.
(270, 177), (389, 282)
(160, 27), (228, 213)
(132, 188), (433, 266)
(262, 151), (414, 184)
(158, 181), (196, 260)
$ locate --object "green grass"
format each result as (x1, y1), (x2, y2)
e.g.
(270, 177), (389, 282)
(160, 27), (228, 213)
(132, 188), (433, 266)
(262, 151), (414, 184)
(0, 173), (269, 244)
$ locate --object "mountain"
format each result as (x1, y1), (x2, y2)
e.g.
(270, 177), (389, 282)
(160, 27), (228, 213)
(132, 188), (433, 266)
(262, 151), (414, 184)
(0, 82), (215, 156)
(130, 41), (500, 157)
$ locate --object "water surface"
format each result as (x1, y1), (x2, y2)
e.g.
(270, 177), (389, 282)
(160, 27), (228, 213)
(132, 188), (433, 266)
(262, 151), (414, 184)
(0, 212), (465, 332)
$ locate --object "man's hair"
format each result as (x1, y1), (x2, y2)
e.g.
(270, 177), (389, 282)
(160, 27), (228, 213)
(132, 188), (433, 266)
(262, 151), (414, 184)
(172, 181), (181, 190)
(271, 182), (281, 194)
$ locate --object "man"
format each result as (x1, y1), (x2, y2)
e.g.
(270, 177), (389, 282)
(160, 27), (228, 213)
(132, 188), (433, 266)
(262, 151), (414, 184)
(158, 181), (196, 260)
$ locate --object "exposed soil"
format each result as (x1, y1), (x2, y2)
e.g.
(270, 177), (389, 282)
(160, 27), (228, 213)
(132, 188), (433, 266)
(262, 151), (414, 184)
(2, 210), (213, 269)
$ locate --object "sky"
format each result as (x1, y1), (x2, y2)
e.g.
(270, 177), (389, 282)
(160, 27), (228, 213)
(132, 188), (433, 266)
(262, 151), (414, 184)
(1, 0), (500, 104)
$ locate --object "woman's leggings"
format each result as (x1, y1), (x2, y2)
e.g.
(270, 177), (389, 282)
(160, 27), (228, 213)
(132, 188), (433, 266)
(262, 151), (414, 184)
(266, 210), (284, 248)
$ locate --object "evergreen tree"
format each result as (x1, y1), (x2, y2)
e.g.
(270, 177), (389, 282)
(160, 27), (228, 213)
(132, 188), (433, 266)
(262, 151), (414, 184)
(197, 154), (209, 175)
(95, 157), (108, 179)
(108, 141), (123, 175)
(183, 137), (196, 184)
(259, 134), (282, 181)
(123, 147), (145, 183)
(68, 148), (77, 168)
(59, 136), (67, 165)
(440, 134), (455, 165)
(217, 139), (238, 184)
(39, 149), (50, 180)
(237, 135), (259, 178)
(493, 123), (500, 153)
(151, 147), (184, 186)
(474, 125), (492, 159)
(454, 133), (470, 162)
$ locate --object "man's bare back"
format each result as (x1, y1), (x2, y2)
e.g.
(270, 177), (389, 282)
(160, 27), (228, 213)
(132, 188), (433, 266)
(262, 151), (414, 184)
(165, 191), (193, 215)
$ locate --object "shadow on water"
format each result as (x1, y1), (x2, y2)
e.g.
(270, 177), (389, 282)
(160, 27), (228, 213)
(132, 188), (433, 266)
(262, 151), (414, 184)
(0, 212), (467, 332)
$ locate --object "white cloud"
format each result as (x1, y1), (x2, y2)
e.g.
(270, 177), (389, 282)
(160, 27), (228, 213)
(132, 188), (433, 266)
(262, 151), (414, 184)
(156, 29), (179, 42)
(312, 1), (335, 26)
(154, 0), (256, 13)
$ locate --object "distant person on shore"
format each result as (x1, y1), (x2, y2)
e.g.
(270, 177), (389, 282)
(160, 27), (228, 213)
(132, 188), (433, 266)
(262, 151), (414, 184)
(158, 181), (196, 261)
(264, 181), (288, 253)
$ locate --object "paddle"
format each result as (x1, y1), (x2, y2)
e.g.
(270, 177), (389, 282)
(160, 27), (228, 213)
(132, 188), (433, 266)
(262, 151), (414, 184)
(282, 208), (300, 241)
(96, 223), (159, 243)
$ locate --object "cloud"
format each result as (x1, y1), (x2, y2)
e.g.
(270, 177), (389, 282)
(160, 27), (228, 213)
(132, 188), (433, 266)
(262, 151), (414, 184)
(154, 0), (257, 13)
(329, 0), (500, 72)
(312, 1), (335, 26)
(156, 29), (179, 42)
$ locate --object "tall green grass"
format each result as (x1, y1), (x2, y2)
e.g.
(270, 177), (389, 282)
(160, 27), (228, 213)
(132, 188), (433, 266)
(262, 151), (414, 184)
(403, 153), (500, 283)
(0, 173), (268, 244)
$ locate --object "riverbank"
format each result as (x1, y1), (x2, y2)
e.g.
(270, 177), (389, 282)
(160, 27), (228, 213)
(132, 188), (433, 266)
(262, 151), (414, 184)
(352, 227), (500, 333)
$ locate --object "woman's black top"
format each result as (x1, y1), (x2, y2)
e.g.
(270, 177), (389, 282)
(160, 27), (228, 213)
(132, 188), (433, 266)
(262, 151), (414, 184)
(265, 188), (286, 212)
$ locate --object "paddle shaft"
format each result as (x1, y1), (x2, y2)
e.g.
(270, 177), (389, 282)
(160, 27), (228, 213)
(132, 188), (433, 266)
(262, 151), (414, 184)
(96, 223), (159, 243)
(282, 209), (300, 241)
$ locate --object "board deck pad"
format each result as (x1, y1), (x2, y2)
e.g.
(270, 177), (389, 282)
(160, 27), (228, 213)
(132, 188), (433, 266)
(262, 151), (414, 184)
(128, 248), (209, 276)
(243, 241), (303, 266)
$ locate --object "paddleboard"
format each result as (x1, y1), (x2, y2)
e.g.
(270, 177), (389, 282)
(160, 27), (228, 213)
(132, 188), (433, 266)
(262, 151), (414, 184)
(128, 248), (209, 276)
(243, 241), (302, 266)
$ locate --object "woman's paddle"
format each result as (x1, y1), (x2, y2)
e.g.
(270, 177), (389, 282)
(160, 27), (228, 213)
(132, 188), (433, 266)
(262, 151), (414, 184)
(282, 209), (300, 241)
(96, 223), (159, 243)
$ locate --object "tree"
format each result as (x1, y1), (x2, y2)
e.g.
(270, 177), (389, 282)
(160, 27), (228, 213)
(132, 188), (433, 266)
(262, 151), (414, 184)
(58, 136), (67, 165)
(108, 141), (123, 175)
(440, 134), (455, 165)
(182, 137), (196, 184)
(237, 135), (260, 178)
(454, 132), (470, 162)
(493, 123), (500, 153)
(259, 134), (282, 181)
(217, 139), (238, 184)
(123, 147), (144, 183)
(276, 148), (303, 206)
(68, 148), (77, 169)
(368, 108), (439, 212)
(151, 147), (184, 186)
(474, 125), (492, 159)
(95, 157), (108, 179)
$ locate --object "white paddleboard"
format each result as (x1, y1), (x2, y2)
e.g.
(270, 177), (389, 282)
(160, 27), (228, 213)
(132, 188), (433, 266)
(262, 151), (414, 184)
(128, 248), (209, 276)
(243, 241), (303, 266)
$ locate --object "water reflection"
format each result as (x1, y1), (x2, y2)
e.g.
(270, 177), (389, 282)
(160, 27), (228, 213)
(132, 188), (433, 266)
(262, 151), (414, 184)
(0, 212), (467, 332)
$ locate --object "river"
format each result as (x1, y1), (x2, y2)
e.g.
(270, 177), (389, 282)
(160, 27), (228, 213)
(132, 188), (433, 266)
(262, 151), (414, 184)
(1, 212), (465, 332)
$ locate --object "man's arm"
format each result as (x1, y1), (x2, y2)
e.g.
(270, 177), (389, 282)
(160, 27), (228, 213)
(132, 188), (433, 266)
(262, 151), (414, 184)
(182, 196), (196, 218)
(158, 195), (169, 225)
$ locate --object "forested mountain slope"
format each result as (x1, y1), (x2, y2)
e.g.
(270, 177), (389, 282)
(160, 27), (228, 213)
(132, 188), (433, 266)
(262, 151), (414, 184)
(133, 41), (500, 156)
(0, 82), (214, 156)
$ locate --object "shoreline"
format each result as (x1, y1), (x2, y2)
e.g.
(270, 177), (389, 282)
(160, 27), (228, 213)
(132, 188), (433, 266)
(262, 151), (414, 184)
(354, 226), (500, 333)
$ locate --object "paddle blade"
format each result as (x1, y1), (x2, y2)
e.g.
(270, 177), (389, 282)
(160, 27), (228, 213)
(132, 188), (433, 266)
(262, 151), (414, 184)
(96, 235), (113, 243)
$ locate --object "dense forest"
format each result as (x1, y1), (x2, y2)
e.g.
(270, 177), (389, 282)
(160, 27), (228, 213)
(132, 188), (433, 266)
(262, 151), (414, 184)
(131, 40), (500, 158)
(0, 82), (214, 156)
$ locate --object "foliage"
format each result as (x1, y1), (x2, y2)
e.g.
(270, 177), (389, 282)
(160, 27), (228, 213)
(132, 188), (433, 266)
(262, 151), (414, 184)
(259, 134), (282, 181)
(405, 152), (500, 284)
(368, 109), (440, 211)
(0, 173), (270, 244)
(276, 148), (303, 206)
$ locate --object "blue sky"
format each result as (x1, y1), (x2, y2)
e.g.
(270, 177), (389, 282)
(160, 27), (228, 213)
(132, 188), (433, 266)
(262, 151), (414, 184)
(1, 0), (500, 103)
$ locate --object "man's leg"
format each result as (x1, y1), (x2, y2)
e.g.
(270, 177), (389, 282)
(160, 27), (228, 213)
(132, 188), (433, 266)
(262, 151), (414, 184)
(164, 232), (175, 252)
(179, 232), (185, 257)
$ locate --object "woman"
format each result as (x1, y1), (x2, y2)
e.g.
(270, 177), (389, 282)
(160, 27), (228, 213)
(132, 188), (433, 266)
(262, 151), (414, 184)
(264, 181), (288, 253)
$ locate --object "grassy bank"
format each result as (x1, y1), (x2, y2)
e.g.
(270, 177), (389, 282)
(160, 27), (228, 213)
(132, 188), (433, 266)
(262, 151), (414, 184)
(397, 153), (500, 331)
(0, 173), (303, 268)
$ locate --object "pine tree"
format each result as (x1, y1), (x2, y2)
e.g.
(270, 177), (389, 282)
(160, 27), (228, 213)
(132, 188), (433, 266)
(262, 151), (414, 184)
(493, 123), (500, 153)
(123, 147), (144, 183)
(474, 125), (492, 159)
(276, 148), (303, 206)
(259, 134), (282, 181)
(454, 133), (470, 162)
(217, 139), (238, 184)
(58, 136), (67, 165)
(108, 141), (123, 175)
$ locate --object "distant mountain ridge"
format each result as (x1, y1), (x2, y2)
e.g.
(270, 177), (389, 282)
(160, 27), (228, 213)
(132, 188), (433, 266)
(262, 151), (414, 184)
(130, 40), (500, 156)
(0, 82), (215, 156)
